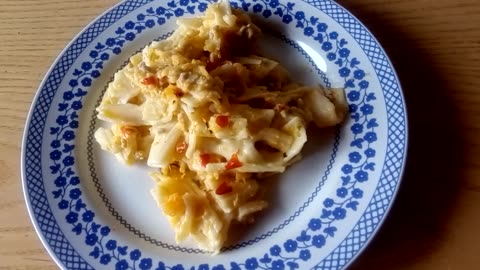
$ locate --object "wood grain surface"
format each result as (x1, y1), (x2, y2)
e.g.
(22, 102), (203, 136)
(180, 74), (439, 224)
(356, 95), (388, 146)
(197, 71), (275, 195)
(0, 0), (478, 269)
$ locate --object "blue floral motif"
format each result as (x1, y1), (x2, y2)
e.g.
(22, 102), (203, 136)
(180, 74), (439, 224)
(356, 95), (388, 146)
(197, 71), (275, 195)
(64, 92), (75, 101)
(65, 212), (78, 224)
(339, 67), (351, 77)
(308, 218), (322, 231)
(338, 48), (350, 58)
(63, 130), (75, 141)
(352, 188), (363, 199)
(299, 250), (311, 261)
(140, 258), (153, 270)
(81, 62), (92, 71)
(348, 104), (356, 113)
(101, 53), (110, 60)
(283, 239), (297, 252)
(116, 260), (129, 270)
(244, 258), (258, 270)
(198, 264), (209, 270)
(44, 1), (380, 269)
(146, 19), (156, 28)
(49, 150), (62, 161)
(68, 79), (78, 87)
(271, 260), (285, 270)
(70, 176), (80, 185)
(69, 188), (81, 199)
(157, 17), (166, 25)
(348, 152), (362, 163)
(360, 104), (374, 115)
(329, 31), (338, 39)
(156, 7), (166, 15)
(332, 207), (347, 220)
(354, 69), (365, 80)
(316, 23), (327, 32)
(72, 101), (83, 110)
(69, 120), (79, 128)
(342, 164), (353, 174)
(303, 27), (314, 36)
(364, 131), (378, 143)
(354, 170), (368, 182)
(171, 265), (185, 270)
(295, 11), (304, 19)
(282, 14), (293, 24)
(100, 226), (111, 236)
(106, 38), (116, 46)
(312, 235), (326, 248)
(56, 115), (68, 125)
(106, 239), (117, 250)
(89, 50), (98, 58)
(82, 210), (95, 222)
(156, 262), (167, 270)
(323, 198), (334, 208)
(198, 3), (208, 11)
(364, 148), (376, 158)
(125, 21), (135, 29)
(321, 41), (332, 51)
(359, 80), (369, 88)
(85, 233), (98, 246)
(327, 52), (336, 60)
(130, 249), (142, 260)
(347, 90), (360, 101)
(100, 254), (112, 265)
(125, 32), (136, 41)
(350, 123), (363, 134)
(336, 187), (348, 198)
(174, 8), (184, 17)
(270, 245), (281, 256)
(80, 77), (92, 87)
(58, 200), (69, 209)
(269, 0), (280, 8)
(62, 156), (74, 166)
(253, 3), (263, 12)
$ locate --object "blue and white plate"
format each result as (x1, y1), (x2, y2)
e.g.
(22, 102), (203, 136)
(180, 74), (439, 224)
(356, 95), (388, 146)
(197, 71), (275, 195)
(22, 0), (407, 269)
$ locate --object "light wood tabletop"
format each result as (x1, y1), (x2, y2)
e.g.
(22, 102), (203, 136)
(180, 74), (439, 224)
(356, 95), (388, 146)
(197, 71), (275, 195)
(0, 0), (479, 269)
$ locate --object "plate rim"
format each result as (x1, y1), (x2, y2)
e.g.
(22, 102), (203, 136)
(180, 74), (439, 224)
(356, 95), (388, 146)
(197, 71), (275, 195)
(20, 1), (134, 269)
(21, 0), (409, 269)
(321, 1), (409, 268)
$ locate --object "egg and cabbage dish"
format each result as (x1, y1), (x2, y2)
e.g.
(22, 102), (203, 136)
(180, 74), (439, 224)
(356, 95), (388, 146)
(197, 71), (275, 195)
(95, 1), (347, 253)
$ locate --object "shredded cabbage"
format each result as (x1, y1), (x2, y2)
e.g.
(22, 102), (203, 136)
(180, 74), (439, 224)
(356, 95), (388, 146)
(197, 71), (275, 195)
(95, 0), (347, 253)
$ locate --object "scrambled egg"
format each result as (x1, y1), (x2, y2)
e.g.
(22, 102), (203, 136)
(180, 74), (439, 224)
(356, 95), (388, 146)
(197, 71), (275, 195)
(95, 0), (347, 253)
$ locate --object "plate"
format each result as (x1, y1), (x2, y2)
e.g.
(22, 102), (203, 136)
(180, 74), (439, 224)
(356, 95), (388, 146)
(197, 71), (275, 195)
(21, 0), (407, 269)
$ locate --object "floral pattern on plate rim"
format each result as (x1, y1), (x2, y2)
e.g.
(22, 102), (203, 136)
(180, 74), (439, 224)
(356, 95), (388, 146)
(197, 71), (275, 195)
(42, 0), (381, 269)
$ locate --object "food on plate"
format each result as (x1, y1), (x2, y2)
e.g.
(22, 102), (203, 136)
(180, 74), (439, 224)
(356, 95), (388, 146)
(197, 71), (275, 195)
(94, 0), (347, 253)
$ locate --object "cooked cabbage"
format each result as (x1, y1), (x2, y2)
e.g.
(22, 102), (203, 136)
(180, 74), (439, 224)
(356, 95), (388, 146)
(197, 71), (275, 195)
(95, 0), (347, 253)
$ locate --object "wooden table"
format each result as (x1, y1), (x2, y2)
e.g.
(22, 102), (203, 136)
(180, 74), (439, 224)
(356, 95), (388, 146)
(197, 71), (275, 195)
(0, 0), (478, 269)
